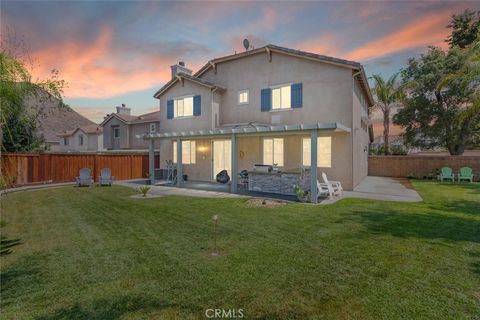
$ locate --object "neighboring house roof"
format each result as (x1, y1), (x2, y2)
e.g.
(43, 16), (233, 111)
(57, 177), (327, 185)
(192, 44), (374, 107)
(57, 124), (103, 137)
(100, 110), (160, 127)
(153, 72), (226, 98)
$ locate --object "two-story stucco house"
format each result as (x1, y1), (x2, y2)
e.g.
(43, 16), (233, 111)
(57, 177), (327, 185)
(57, 124), (104, 152)
(101, 105), (160, 150)
(144, 45), (373, 203)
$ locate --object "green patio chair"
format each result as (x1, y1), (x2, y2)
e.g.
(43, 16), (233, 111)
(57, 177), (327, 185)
(458, 167), (474, 183)
(439, 167), (455, 182)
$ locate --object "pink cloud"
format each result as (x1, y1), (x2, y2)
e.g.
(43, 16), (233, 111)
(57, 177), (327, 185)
(295, 34), (342, 57)
(29, 26), (203, 99)
(345, 10), (451, 61)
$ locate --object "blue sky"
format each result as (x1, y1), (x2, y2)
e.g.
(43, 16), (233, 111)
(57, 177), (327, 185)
(2, 1), (479, 122)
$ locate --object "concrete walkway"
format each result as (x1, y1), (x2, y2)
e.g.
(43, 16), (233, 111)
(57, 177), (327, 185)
(345, 176), (422, 202)
(1, 182), (75, 196)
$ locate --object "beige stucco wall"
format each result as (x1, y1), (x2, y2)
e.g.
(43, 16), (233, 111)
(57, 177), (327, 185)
(103, 117), (160, 150)
(59, 131), (100, 152)
(352, 80), (370, 187)
(130, 122), (160, 149)
(103, 117), (129, 149)
(158, 132), (354, 190)
(158, 81), (214, 132)
(201, 51), (354, 127)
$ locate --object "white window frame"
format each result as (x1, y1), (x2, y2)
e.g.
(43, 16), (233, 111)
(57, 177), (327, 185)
(173, 95), (194, 118)
(113, 127), (120, 138)
(302, 136), (332, 168)
(263, 138), (284, 166)
(271, 83), (292, 110)
(78, 134), (84, 146)
(64, 137), (69, 145)
(238, 89), (249, 105)
(149, 123), (156, 133)
(173, 140), (196, 164)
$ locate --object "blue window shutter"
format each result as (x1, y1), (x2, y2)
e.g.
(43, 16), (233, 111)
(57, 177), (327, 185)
(261, 88), (271, 112)
(167, 100), (174, 119)
(291, 83), (302, 108)
(193, 95), (201, 116)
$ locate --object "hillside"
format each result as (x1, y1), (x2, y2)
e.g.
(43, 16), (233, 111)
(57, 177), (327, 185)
(24, 91), (95, 145)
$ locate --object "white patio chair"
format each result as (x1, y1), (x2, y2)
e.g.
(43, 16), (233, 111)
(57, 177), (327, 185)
(317, 180), (335, 200)
(322, 172), (343, 196)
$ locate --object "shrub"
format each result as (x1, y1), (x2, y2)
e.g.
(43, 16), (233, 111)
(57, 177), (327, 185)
(138, 186), (150, 197)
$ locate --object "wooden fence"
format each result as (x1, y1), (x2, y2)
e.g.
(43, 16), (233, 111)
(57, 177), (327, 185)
(368, 155), (480, 181)
(1, 152), (160, 186)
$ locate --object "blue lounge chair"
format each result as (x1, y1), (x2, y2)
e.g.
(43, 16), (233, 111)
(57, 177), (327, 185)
(458, 167), (474, 183)
(439, 167), (455, 182)
(98, 168), (113, 186)
(76, 168), (93, 187)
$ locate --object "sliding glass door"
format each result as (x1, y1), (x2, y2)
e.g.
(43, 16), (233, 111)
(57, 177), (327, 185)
(212, 140), (232, 179)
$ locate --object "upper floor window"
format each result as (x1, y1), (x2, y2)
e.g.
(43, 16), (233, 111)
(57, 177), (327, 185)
(263, 138), (284, 166)
(113, 127), (120, 138)
(149, 123), (156, 133)
(78, 135), (84, 146)
(64, 137), (69, 145)
(272, 85), (291, 109)
(173, 140), (196, 164)
(238, 90), (249, 105)
(302, 136), (332, 168)
(174, 96), (194, 118)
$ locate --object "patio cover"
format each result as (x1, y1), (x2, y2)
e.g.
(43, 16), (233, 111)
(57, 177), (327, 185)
(137, 122), (351, 140)
(142, 121), (351, 204)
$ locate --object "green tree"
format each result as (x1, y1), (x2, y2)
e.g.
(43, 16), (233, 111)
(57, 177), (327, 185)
(0, 29), (66, 154)
(370, 74), (404, 154)
(447, 9), (480, 48)
(394, 38), (480, 155)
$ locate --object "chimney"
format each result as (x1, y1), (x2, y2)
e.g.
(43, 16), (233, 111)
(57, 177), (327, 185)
(171, 61), (192, 79)
(116, 103), (131, 116)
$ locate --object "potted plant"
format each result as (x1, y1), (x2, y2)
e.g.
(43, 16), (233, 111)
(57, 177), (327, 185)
(272, 163), (279, 173)
(293, 184), (308, 202)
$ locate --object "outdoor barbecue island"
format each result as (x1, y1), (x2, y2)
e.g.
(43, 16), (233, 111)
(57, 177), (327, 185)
(247, 167), (311, 196)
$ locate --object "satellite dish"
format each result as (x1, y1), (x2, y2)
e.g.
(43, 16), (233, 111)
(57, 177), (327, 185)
(243, 39), (250, 51)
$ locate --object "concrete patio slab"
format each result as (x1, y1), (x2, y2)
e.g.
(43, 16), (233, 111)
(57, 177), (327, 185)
(117, 180), (245, 199)
(121, 176), (422, 203)
(344, 176), (422, 202)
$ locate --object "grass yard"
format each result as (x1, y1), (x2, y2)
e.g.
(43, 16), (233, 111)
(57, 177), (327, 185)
(1, 181), (479, 319)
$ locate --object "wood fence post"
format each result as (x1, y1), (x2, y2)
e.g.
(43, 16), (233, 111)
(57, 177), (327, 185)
(93, 154), (98, 182)
(130, 154), (134, 179)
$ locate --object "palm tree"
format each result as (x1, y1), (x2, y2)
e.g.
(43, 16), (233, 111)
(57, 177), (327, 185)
(370, 74), (404, 155)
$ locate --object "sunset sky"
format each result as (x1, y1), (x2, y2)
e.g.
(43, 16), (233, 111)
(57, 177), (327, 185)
(2, 1), (479, 122)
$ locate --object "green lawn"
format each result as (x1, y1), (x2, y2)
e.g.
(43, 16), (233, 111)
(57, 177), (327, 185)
(1, 181), (479, 319)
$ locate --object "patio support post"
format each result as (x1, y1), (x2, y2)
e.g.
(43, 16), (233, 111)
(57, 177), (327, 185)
(310, 130), (318, 203)
(148, 139), (155, 185)
(231, 134), (238, 193)
(176, 137), (183, 186)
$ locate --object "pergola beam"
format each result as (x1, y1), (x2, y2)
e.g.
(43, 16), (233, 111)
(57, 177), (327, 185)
(176, 137), (183, 186)
(230, 134), (237, 193)
(310, 130), (318, 203)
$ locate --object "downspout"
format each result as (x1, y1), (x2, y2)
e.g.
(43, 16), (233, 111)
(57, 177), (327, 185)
(212, 87), (219, 129)
(351, 70), (362, 189)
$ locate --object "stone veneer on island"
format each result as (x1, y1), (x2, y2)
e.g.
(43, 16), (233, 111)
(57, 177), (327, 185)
(248, 168), (311, 195)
